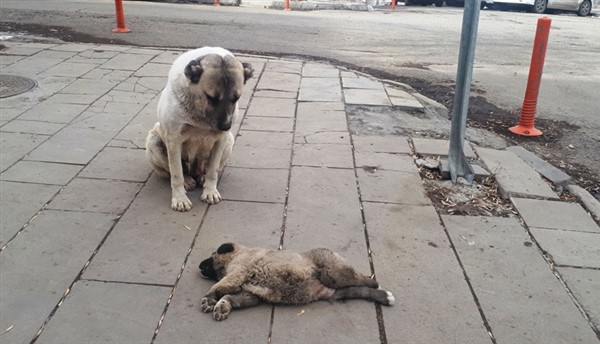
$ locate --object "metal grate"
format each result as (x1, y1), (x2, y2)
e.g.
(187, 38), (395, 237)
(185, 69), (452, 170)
(0, 74), (36, 98)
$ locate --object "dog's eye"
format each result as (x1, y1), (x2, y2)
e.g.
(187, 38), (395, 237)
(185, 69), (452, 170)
(231, 94), (240, 103)
(205, 93), (219, 104)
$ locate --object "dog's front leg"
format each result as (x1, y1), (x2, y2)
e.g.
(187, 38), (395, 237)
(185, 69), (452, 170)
(165, 137), (192, 211)
(200, 273), (244, 313)
(201, 134), (227, 204)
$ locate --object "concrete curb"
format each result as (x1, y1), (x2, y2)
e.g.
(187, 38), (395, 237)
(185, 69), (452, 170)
(565, 184), (600, 223)
(270, 1), (373, 11)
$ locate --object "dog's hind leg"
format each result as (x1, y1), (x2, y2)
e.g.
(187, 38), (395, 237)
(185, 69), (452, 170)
(145, 123), (171, 178)
(305, 248), (379, 289)
(332, 287), (395, 306)
(211, 292), (261, 321)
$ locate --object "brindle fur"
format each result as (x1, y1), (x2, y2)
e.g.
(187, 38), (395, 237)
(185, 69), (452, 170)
(199, 243), (395, 321)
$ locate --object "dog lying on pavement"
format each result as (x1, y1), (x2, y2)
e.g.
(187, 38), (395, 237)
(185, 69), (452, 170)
(145, 47), (253, 211)
(198, 243), (394, 321)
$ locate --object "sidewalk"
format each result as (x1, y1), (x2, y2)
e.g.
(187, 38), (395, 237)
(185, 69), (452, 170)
(1, 41), (599, 344)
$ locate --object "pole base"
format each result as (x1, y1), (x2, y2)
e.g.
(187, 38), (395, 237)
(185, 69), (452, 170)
(112, 27), (131, 33)
(284, 8), (291, 11)
(509, 125), (542, 137)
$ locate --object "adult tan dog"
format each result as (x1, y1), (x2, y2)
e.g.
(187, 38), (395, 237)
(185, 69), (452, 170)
(146, 47), (253, 211)
(198, 243), (394, 321)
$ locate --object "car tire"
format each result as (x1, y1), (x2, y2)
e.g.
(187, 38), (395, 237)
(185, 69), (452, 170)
(404, 0), (414, 5)
(529, 0), (547, 13)
(434, 0), (443, 7)
(577, 0), (592, 16)
(445, 0), (463, 7)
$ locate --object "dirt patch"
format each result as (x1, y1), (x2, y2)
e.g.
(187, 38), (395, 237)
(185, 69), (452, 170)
(0, 22), (130, 45)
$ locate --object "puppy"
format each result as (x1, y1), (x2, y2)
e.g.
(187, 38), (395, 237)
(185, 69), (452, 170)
(199, 243), (394, 321)
(145, 47), (253, 211)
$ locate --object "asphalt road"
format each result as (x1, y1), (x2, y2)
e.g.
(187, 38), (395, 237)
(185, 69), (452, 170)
(1, 0), (599, 194)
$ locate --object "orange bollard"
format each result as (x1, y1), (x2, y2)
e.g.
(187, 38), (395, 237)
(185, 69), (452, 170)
(391, 0), (396, 11)
(214, 0), (220, 6)
(509, 17), (551, 137)
(284, 0), (290, 11)
(113, 0), (131, 33)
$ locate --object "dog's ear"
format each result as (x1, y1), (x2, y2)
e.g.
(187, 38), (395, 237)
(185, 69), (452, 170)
(184, 59), (203, 84)
(217, 243), (235, 254)
(242, 63), (254, 84)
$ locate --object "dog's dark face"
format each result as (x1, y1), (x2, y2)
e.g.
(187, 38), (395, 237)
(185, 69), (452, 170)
(199, 242), (238, 281)
(184, 55), (253, 131)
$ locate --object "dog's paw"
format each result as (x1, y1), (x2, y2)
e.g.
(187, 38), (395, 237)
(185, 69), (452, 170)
(171, 195), (193, 212)
(385, 291), (395, 306)
(200, 297), (217, 313)
(201, 188), (222, 204)
(213, 299), (232, 321)
(184, 176), (197, 191)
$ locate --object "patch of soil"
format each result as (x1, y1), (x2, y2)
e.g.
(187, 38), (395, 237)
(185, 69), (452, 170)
(0, 22), (130, 45)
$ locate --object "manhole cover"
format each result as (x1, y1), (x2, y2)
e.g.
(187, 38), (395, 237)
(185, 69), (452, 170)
(0, 74), (36, 98)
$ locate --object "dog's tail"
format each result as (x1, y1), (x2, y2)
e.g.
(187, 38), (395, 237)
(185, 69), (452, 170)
(332, 287), (394, 306)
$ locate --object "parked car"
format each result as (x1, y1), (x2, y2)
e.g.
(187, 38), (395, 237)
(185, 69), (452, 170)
(489, 0), (596, 16)
(445, 0), (494, 7)
(403, 0), (445, 6)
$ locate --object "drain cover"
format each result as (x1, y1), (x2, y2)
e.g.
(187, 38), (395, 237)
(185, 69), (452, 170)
(0, 74), (36, 98)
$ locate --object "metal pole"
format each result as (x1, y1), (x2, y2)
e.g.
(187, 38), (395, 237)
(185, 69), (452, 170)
(448, 0), (481, 184)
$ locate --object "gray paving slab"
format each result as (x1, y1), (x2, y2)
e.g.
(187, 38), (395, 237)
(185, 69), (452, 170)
(302, 65), (339, 78)
(47, 178), (142, 214)
(344, 88), (391, 106)
(49, 43), (94, 52)
(264, 60), (303, 74)
(42, 93), (100, 105)
(246, 97), (296, 117)
(0, 105), (31, 122)
(133, 62), (171, 77)
(229, 130), (292, 169)
(113, 76), (165, 93)
(559, 267), (600, 330)
(0, 54), (25, 65)
(412, 137), (476, 158)
(296, 101), (345, 115)
(155, 200), (281, 344)
(294, 131), (351, 144)
(18, 102), (89, 123)
(0, 120), (65, 135)
(79, 147), (152, 182)
(41, 61), (97, 77)
(285, 166), (370, 273)
(1, 161), (81, 185)
(126, 48), (163, 55)
(352, 135), (411, 154)
(0, 132), (48, 172)
(25, 127), (115, 164)
(99, 52), (156, 71)
(35, 280), (169, 344)
(256, 71), (301, 93)
(34, 50), (78, 60)
(440, 159), (490, 181)
(530, 228), (600, 268)
(295, 112), (348, 136)
(443, 215), (599, 344)
(271, 302), (380, 344)
(389, 94), (425, 109)
(240, 116), (294, 132)
(113, 97), (158, 148)
(59, 78), (118, 95)
(81, 68), (132, 82)
(1, 56), (65, 76)
(69, 111), (137, 133)
(342, 77), (384, 90)
(150, 50), (181, 64)
(298, 77), (342, 102)
(366, 204), (492, 343)
(81, 174), (203, 285)
(0, 210), (116, 344)
(357, 169), (431, 205)
(511, 198), (599, 233)
(507, 145), (572, 186)
(476, 147), (559, 199)
(219, 167), (289, 203)
(355, 152), (416, 172)
(566, 184), (600, 223)
(292, 143), (354, 168)
(0, 181), (61, 245)
(254, 89), (297, 98)
(1, 45), (45, 56)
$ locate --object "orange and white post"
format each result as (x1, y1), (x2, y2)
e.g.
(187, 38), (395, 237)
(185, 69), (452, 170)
(113, 0), (131, 33)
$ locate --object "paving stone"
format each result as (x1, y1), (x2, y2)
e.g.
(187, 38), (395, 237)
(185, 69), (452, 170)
(0, 132), (48, 172)
(81, 68), (132, 82)
(264, 60), (303, 74)
(440, 159), (490, 182)
(126, 48), (162, 55)
(511, 198), (599, 233)
(285, 166), (369, 273)
(0, 210), (116, 344)
(79, 147), (152, 182)
(134, 62), (171, 77)
(70, 111), (136, 133)
(1, 56), (65, 76)
(389, 95), (425, 109)
(1, 45), (44, 56)
(90, 44), (131, 52)
(241, 116), (294, 132)
(0, 181), (61, 245)
(114, 97), (159, 148)
(476, 147), (559, 199)
(1, 161), (81, 185)
(0, 105), (31, 121)
(271, 302), (380, 344)
(342, 77), (383, 90)
(294, 131), (351, 144)
(34, 50), (78, 59)
(443, 215), (599, 344)
(26, 127), (115, 164)
(18, 102), (89, 123)
(343, 88), (391, 106)
(229, 131), (292, 169)
(0, 54), (25, 65)
(352, 135), (411, 154)
(292, 143), (353, 168)
(246, 97), (296, 117)
(558, 267), (600, 330)
(566, 184), (600, 223)
(35, 280), (169, 344)
(113, 76), (165, 93)
(49, 43), (94, 52)
(48, 178), (142, 214)
(412, 138), (476, 157)
(302, 65), (339, 78)
(154, 200), (280, 344)
(507, 146), (572, 186)
(219, 167), (289, 203)
(60, 78), (118, 95)
(0, 120), (65, 135)
(254, 90), (297, 98)
(99, 53), (155, 71)
(43, 93), (100, 105)
(296, 101), (345, 115)
(150, 50), (181, 64)
(357, 169), (430, 205)
(530, 228), (600, 268)
(295, 110), (348, 136)
(355, 152), (416, 172)
(41, 62), (97, 77)
(365, 204), (490, 343)
(256, 71), (301, 92)
(298, 77), (342, 102)
(82, 175), (202, 285)
(341, 71), (357, 78)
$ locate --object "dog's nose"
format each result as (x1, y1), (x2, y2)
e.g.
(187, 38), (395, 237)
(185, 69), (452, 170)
(217, 122), (231, 131)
